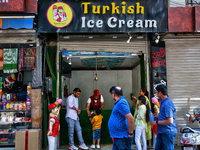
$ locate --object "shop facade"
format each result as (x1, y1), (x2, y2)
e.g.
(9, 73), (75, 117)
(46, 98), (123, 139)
(163, 5), (200, 145)
(0, 0), (42, 149)
(38, 0), (168, 148)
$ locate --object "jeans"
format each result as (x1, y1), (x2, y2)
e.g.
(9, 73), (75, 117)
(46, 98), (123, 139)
(66, 117), (84, 146)
(155, 132), (177, 150)
(112, 136), (134, 150)
(48, 136), (57, 150)
(135, 125), (147, 150)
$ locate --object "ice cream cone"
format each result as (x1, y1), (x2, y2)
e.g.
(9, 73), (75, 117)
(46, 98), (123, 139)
(154, 101), (160, 108)
(152, 97), (158, 103)
(154, 105), (160, 115)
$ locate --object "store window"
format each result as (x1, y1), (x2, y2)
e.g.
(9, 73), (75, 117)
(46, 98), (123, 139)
(0, 43), (36, 147)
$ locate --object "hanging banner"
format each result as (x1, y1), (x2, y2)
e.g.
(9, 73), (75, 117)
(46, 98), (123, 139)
(151, 47), (167, 98)
(38, 0), (168, 33)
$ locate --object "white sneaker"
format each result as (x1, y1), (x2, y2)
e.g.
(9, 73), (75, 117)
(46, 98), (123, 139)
(79, 143), (89, 149)
(96, 145), (100, 149)
(90, 144), (95, 148)
(68, 145), (79, 150)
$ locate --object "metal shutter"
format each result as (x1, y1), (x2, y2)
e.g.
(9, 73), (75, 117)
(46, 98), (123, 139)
(58, 34), (147, 54)
(169, 0), (186, 7)
(165, 39), (200, 144)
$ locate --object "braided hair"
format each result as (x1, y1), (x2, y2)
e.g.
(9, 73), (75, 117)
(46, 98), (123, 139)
(138, 96), (150, 123)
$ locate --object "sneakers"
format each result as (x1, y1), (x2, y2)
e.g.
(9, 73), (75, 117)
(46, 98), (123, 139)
(90, 144), (95, 149)
(96, 145), (100, 149)
(79, 143), (89, 149)
(68, 145), (79, 150)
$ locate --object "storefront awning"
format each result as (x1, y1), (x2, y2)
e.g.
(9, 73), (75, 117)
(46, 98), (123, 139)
(0, 17), (34, 29)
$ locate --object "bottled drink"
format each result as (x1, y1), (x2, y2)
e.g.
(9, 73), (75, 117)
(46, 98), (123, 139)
(2, 102), (6, 110)
(14, 102), (18, 110)
(0, 101), (2, 110)
(6, 102), (10, 110)
(22, 102), (27, 110)
(2, 94), (6, 102)
(18, 102), (22, 110)
(10, 102), (14, 110)
(26, 96), (31, 110)
(149, 110), (155, 121)
(27, 81), (32, 96)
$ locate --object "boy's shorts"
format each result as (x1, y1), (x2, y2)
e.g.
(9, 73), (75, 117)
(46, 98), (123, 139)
(93, 128), (101, 140)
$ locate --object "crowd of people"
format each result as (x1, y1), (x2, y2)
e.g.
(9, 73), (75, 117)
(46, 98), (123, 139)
(47, 84), (177, 150)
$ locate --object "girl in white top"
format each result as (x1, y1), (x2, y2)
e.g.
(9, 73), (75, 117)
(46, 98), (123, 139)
(135, 96), (150, 150)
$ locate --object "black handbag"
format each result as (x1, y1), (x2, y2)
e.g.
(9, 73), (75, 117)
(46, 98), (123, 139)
(14, 72), (23, 92)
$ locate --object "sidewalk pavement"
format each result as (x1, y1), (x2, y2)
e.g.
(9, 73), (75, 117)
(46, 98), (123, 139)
(0, 144), (180, 150)
(58, 145), (141, 150)
(57, 144), (180, 150)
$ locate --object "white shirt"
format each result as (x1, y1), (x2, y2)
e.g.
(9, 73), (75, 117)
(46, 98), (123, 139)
(87, 95), (104, 107)
(65, 94), (79, 120)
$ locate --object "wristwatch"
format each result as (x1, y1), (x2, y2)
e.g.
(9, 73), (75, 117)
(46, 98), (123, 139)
(156, 120), (159, 125)
(128, 133), (133, 136)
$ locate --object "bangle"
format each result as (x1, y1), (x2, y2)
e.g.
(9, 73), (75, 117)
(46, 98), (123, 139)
(156, 120), (159, 125)
(86, 108), (89, 110)
(128, 133), (133, 136)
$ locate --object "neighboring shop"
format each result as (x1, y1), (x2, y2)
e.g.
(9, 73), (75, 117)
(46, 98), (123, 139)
(38, 0), (168, 148)
(0, 0), (41, 149)
(163, 6), (200, 144)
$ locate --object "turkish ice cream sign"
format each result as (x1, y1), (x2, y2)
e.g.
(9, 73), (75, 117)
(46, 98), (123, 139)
(80, 2), (157, 29)
(46, 2), (73, 28)
(42, 0), (167, 33)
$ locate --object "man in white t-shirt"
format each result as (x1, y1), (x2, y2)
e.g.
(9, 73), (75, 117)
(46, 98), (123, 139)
(65, 88), (89, 150)
(86, 89), (104, 116)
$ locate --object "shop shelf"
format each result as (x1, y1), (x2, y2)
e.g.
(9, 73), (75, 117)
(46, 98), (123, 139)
(0, 110), (31, 112)
(0, 121), (31, 125)
(0, 132), (16, 135)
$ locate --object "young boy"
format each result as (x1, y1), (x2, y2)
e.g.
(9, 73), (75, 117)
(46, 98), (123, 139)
(89, 108), (103, 149)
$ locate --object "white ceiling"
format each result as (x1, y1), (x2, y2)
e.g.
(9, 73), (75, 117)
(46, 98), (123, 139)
(64, 55), (140, 70)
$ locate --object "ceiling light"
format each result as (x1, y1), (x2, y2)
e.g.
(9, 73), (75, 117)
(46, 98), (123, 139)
(155, 39), (159, 44)
(68, 58), (72, 65)
(131, 54), (138, 56)
(137, 35), (143, 39)
(127, 36), (132, 43)
(154, 33), (160, 44)
(63, 36), (70, 39)
(127, 32), (132, 43)
(63, 54), (72, 65)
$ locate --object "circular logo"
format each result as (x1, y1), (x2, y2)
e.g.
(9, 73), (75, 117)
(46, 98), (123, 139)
(46, 2), (73, 28)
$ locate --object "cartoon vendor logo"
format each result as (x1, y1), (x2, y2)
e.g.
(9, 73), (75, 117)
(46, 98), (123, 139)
(47, 2), (73, 28)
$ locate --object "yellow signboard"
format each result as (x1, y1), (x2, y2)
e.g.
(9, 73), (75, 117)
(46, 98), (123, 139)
(46, 2), (73, 28)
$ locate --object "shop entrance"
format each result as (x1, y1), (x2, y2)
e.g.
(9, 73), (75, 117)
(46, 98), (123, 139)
(61, 51), (142, 110)
(57, 34), (149, 147)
